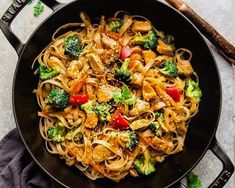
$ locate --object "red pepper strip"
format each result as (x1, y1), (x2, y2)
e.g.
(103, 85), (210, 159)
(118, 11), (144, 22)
(107, 31), (120, 41)
(111, 110), (129, 130)
(165, 86), (181, 102)
(69, 95), (89, 105)
(120, 45), (133, 61)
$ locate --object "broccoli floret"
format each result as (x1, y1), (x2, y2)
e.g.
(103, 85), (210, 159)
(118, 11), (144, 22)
(163, 35), (175, 47)
(185, 79), (202, 101)
(80, 101), (94, 113)
(64, 34), (83, 59)
(133, 150), (156, 175)
(115, 58), (131, 83)
(47, 88), (69, 110)
(47, 125), (65, 142)
(119, 131), (138, 151)
(132, 30), (157, 50)
(65, 128), (83, 141)
(93, 103), (112, 123)
(159, 61), (178, 77)
(33, 1), (44, 17)
(155, 111), (163, 119)
(108, 20), (124, 32)
(149, 122), (162, 137)
(81, 101), (111, 123)
(113, 84), (136, 105)
(38, 64), (59, 80)
(187, 171), (202, 188)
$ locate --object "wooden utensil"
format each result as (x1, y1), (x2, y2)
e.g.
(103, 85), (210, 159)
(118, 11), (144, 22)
(165, 0), (235, 65)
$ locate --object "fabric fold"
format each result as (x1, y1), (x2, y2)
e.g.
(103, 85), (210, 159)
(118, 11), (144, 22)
(0, 129), (62, 188)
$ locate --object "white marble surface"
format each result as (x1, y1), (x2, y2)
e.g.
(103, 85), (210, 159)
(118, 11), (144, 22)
(0, 0), (234, 187)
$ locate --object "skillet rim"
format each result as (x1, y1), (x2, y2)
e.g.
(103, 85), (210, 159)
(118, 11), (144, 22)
(12, 0), (222, 187)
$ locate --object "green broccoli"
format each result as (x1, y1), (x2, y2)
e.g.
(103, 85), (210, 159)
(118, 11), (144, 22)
(38, 64), (59, 80)
(155, 112), (164, 124)
(33, 1), (44, 17)
(163, 34), (175, 47)
(64, 34), (83, 59)
(155, 111), (163, 119)
(115, 58), (132, 83)
(108, 20), (124, 32)
(81, 101), (112, 123)
(80, 101), (94, 112)
(47, 125), (65, 142)
(187, 171), (202, 188)
(185, 79), (202, 101)
(47, 88), (69, 110)
(159, 61), (178, 77)
(93, 103), (112, 123)
(113, 84), (136, 105)
(149, 122), (162, 137)
(133, 150), (156, 175)
(132, 30), (157, 50)
(65, 128), (83, 141)
(119, 131), (138, 151)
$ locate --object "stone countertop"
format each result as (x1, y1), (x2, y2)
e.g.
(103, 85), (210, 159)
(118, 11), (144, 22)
(0, 0), (234, 187)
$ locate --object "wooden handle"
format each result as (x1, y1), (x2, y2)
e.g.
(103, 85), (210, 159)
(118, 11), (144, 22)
(165, 0), (235, 65)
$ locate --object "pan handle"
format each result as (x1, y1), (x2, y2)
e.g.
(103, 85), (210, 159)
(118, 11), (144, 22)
(175, 138), (234, 188)
(0, 0), (68, 55)
(208, 138), (234, 187)
(0, 0), (28, 55)
(39, 0), (67, 11)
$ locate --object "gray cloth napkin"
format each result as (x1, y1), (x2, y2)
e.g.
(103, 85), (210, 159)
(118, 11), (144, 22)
(0, 128), (62, 188)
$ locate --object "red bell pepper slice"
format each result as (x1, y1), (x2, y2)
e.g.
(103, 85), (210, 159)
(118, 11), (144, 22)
(69, 95), (89, 105)
(111, 110), (129, 130)
(120, 45), (133, 61)
(165, 86), (181, 102)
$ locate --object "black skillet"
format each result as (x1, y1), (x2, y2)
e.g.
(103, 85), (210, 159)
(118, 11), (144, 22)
(0, 0), (234, 187)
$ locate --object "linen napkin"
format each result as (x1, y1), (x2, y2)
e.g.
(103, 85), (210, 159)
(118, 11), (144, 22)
(0, 128), (62, 188)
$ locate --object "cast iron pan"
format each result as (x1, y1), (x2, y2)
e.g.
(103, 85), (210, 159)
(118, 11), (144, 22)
(0, 0), (234, 187)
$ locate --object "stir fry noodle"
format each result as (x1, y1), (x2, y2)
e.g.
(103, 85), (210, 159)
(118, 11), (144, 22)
(33, 11), (202, 182)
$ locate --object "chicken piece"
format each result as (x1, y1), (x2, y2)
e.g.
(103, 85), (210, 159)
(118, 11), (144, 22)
(157, 39), (174, 56)
(129, 60), (145, 73)
(101, 34), (118, 49)
(97, 84), (117, 103)
(92, 145), (112, 163)
(130, 119), (151, 130)
(142, 50), (156, 70)
(130, 72), (144, 87)
(87, 53), (105, 74)
(142, 81), (157, 101)
(84, 111), (98, 129)
(130, 53), (142, 61)
(151, 137), (168, 152)
(177, 60), (194, 76)
(132, 21), (152, 33)
(129, 99), (150, 116)
(100, 45), (121, 65)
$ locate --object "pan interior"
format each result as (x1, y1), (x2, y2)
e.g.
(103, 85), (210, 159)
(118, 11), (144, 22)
(13, 0), (221, 187)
